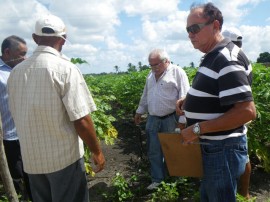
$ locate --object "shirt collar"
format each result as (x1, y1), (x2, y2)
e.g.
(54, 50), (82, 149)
(200, 38), (231, 64)
(34, 46), (62, 58)
(211, 38), (230, 53)
(0, 57), (11, 70)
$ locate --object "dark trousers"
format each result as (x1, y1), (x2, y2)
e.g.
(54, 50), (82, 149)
(28, 158), (89, 202)
(3, 140), (32, 201)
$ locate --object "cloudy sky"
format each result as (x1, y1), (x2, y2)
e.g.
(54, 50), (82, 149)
(1, 0), (269, 74)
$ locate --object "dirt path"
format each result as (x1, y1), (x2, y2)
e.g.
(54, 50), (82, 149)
(88, 121), (270, 201)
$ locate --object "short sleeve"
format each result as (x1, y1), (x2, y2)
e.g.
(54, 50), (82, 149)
(62, 66), (96, 121)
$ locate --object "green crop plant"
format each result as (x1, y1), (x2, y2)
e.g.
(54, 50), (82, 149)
(103, 172), (135, 202)
(150, 181), (179, 202)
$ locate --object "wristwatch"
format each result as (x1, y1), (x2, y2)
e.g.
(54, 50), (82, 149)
(193, 122), (201, 136)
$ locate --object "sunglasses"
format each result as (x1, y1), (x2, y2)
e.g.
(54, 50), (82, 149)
(149, 59), (165, 68)
(186, 21), (211, 34)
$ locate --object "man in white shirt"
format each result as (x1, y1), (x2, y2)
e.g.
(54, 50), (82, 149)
(7, 14), (105, 202)
(134, 49), (190, 190)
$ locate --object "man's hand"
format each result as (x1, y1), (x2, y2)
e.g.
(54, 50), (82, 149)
(176, 98), (186, 116)
(181, 125), (199, 144)
(74, 115), (106, 173)
(178, 123), (186, 130)
(134, 113), (142, 125)
(92, 152), (105, 173)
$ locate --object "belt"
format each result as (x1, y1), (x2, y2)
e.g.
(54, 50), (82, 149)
(157, 112), (176, 119)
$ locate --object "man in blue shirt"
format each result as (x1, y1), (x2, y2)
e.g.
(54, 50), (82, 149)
(0, 35), (32, 200)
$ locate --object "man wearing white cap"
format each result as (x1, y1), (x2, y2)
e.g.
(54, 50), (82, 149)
(223, 27), (251, 199)
(222, 27), (243, 48)
(7, 14), (105, 202)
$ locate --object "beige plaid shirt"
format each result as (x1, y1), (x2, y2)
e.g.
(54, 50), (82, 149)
(7, 46), (96, 174)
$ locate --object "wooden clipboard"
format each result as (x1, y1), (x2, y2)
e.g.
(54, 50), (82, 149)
(158, 133), (203, 178)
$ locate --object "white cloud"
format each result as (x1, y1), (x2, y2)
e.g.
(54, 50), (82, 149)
(120, 0), (179, 18)
(0, 0), (269, 74)
(240, 25), (270, 62)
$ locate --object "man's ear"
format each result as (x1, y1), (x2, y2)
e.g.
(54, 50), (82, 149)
(60, 38), (66, 46)
(213, 20), (221, 31)
(32, 33), (40, 45)
(3, 48), (10, 57)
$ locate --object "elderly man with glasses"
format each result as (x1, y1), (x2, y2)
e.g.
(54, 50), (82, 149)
(176, 2), (256, 202)
(135, 48), (190, 190)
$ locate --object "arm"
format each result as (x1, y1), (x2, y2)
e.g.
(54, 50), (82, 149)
(181, 101), (256, 143)
(176, 97), (186, 116)
(134, 113), (142, 125)
(176, 68), (189, 116)
(176, 68), (190, 128)
(74, 115), (105, 173)
(134, 80), (148, 125)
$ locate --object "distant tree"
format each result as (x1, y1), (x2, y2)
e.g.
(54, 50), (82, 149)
(71, 58), (88, 64)
(257, 52), (270, 63)
(127, 63), (137, 72)
(138, 61), (142, 70)
(114, 65), (120, 74)
(136, 61), (148, 71)
(139, 65), (149, 71)
(190, 62), (195, 68)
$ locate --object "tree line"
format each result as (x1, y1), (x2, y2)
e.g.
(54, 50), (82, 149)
(112, 51), (270, 74)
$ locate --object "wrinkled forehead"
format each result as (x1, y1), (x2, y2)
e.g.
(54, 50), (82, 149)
(148, 53), (160, 61)
(17, 42), (27, 52)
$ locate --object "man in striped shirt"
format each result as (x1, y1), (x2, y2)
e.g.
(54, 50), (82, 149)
(223, 27), (251, 199)
(177, 3), (256, 202)
(135, 49), (190, 190)
(0, 35), (32, 200)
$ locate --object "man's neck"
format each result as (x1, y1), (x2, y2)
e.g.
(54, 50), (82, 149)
(203, 34), (224, 54)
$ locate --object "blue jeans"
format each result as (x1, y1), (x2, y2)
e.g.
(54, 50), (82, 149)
(200, 135), (248, 202)
(146, 114), (177, 183)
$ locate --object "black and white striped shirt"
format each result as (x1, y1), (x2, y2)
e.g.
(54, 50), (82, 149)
(184, 39), (253, 140)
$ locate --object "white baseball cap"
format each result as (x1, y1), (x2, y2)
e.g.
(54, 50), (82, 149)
(222, 27), (242, 42)
(35, 14), (66, 37)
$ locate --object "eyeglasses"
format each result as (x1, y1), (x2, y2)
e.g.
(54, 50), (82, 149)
(149, 60), (164, 68)
(186, 21), (211, 34)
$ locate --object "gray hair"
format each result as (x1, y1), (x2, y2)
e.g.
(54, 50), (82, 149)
(148, 49), (170, 62)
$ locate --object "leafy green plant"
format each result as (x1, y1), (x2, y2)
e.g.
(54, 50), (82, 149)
(84, 75), (118, 144)
(149, 177), (200, 202)
(111, 70), (150, 118)
(183, 66), (197, 85)
(150, 181), (179, 202)
(0, 195), (8, 202)
(247, 63), (270, 171)
(103, 172), (135, 202)
(236, 193), (256, 202)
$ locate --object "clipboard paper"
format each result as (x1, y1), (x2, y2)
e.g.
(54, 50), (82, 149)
(158, 133), (203, 178)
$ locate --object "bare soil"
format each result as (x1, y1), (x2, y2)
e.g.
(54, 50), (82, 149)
(88, 120), (270, 202)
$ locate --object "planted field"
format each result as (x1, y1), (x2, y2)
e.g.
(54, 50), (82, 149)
(83, 64), (270, 201)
